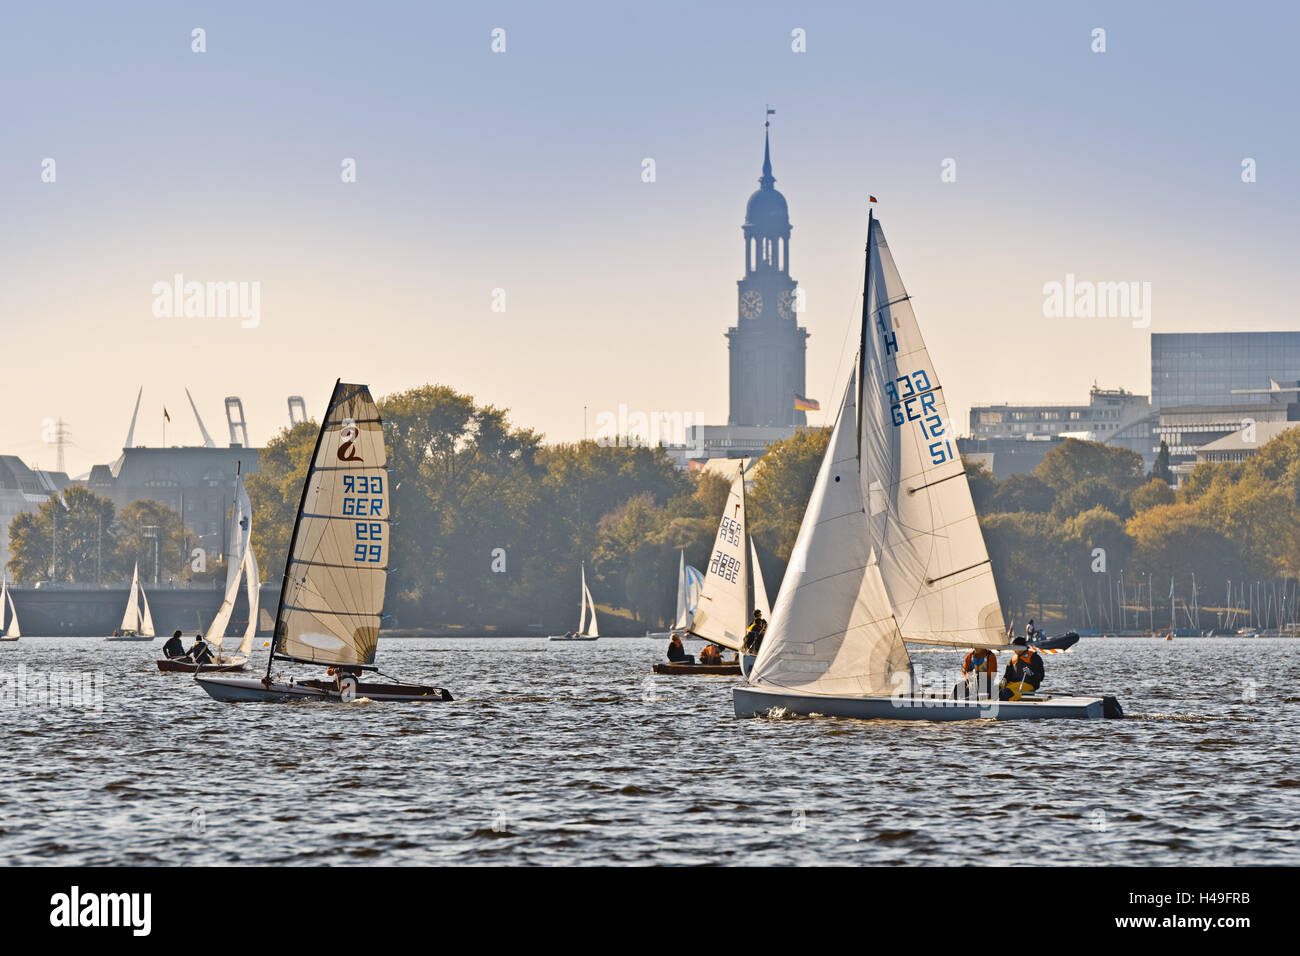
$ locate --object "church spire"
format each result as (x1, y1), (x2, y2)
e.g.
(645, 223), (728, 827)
(759, 111), (775, 189)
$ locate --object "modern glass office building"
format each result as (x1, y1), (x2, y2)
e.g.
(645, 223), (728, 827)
(1152, 332), (1300, 410)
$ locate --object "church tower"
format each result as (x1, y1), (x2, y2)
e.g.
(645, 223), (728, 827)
(726, 121), (809, 427)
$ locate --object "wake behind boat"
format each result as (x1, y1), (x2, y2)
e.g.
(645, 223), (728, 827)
(197, 380), (452, 703)
(549, 563), (600, 641)
(734, 209), (1121, 722)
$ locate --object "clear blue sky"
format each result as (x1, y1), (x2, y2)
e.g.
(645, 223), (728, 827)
(2, 1), (1296, 474)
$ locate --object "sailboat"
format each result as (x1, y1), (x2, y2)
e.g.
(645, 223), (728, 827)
(655, 465), (758, 675)
(106, 562), (156, 641)
(158, 467), (260, 673)
(549, 564), (600, 641)
(196, 380), (452, 702)
(734, 210), (1123, 721)
(646, 550), (704, 638)
(1, 575), (20, 642)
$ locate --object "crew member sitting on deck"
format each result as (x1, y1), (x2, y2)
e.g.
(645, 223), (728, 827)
(666, 633), (695, 665)
(743, 610), (767, 655)
(999, 637), (1044, 701)
(187, 634), (214, 665)
(698, 644), (723, 666)
(162, 629), (187, 660)
(956, 647), (997, 698)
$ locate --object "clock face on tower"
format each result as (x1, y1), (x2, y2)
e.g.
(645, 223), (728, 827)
(778, 290), (795, 319)
(740, 289), (763, 319)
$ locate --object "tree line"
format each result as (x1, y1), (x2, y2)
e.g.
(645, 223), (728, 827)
(9, 383), (1299, 634)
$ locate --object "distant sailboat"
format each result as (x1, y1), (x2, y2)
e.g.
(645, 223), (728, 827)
(106, 562), (156, 641)
(550, 564), (600, 641)
(158, 467), (260, 673)
(734, 210), (1122, 721)
(1, 575), (20, 642)
(197, 380), (452, 702)
(646, 550), (703, 638)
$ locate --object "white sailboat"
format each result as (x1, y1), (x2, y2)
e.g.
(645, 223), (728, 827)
(656, 466), (762, 674)
(550, 563), (600, 641)
(646, 550), (704, 638)
(197, 380), (452, 702)
(159, 468), (260, 672)
(1, 575), (20, 642)
(734, 210), (1122, 721)
(106, 562), (156, 641)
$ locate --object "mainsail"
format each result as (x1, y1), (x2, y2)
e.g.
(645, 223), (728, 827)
(748, 372), (913, 696)
(238, 545), (260, 657)
(207, 469), (255, 655)
(580, 564), (600, 637)
(860, 215), (1006, 648)
(271, 381), (389, 667)
(689, 467), (750, 651)
(2, 576), (19, 638)
(121, 562), (142, 633)
(750, 536), (770, 620)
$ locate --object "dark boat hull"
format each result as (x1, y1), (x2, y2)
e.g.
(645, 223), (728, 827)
(157, 658), (248, 674)
(653, 662), (742, 676)
(196, 675), (453, 703)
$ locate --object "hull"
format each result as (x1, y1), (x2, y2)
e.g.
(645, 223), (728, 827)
(733, 685), (1123, 721)
(653, 662), (741, 676)
(0, 636), (18, 643)
(157, 657), (248, 673)
(548, 635), (599, 642)
(196, 676), (453, 703)
(1030, 632), (1080, 652)
(105, 634), (155, 642)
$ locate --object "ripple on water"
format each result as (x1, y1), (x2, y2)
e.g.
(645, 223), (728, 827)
(2, 635), (1300, 864)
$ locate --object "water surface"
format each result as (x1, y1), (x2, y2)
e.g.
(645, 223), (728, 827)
(1, 636), (1295, 865)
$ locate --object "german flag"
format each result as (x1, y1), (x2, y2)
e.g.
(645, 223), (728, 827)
(794, 394), (820, 411)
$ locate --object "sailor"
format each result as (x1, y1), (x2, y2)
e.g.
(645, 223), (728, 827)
(1025, 619), (1041, 642)
(187, 633), (214, 665)
(162, 629), (187, 660)
(743, 610), (767, 655)
(999, 637), (1044, 701)
(666, 633), (695, 665)
(699, 643), (723, 666)
(956, 647), (997, 698)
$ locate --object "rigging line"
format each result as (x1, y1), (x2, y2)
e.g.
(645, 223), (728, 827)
(828, 256), (867, 427)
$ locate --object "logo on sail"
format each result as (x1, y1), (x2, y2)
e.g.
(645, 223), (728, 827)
(337, 418), (363, 462)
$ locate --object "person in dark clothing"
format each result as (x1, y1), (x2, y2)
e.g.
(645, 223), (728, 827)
(999, 637), (1044, 700)
(162, 629), (187, 660)
(743, 610), (767, 655)
(187, 634), (215, 665)
(666, 633), (695, 665)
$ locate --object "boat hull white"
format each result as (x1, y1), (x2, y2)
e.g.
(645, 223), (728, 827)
(105, 634), (155, 642)
(733, 685), (1122, 721)
(197, 675), (452, 703)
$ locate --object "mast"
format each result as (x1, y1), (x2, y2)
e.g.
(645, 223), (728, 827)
(266, 378), (337, 679)
(858, 209), (874, 460)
